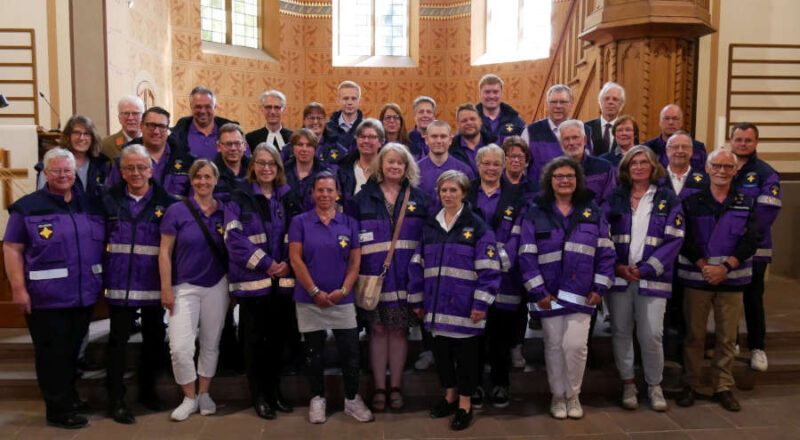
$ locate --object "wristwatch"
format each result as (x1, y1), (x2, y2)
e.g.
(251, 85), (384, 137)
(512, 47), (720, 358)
(341, 286), (349, 297)
(309, 286), (320, 297)
(722, 262), (733, 273)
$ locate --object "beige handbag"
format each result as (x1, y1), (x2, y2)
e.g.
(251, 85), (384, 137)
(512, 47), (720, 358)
(355, 188), (411, 311)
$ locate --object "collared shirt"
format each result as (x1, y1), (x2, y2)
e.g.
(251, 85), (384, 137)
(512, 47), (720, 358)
(187, 122), (218, 160)
(160, 196), (226, 287)
(152, 143), (172, 182)
(126, 186), (153, 218)
(476, 185), (501, 224)
(460, 136), (484, 171)
(668, 165), (691, 196)
(548, 118), (560, 140)
(435, 205), (464, 232)
(338, 113), (355, 132)
(486, 113), (501, 133)
(601, 115), (617, 147)
(353, 162), (368, 195)
(265, 126), (286, 150)
(629, 185), (656, 266)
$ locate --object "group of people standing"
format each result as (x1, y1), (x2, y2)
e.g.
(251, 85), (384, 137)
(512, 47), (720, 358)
(3, 75), (781, 432)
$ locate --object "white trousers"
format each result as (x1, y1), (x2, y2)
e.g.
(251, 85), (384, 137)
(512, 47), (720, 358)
(606, 282), (667, 385)
(168, 276), (230, 385)
(542, 313), (591, 399)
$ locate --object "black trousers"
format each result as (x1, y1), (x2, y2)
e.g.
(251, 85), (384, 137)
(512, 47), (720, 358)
(107, 305), (166, 402)
(743, 261), (768, 350)
(303, 328), (360, 400)
(664, 282), (686, 363)
(481, 307), (516, 387)
(238, 294), (292, 404)
(432, 335), (481, 397)
(26, 306), (92, 419)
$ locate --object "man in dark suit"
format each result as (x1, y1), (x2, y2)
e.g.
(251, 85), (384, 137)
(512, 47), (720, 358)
(245, 89), (293, 155)
(585, 82), (632, 156)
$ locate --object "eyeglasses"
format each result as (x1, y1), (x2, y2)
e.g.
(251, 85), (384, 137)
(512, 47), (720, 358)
(480, 161), (503, 168)
(667, 144), (692, 151)
(358, 134), (380, 141)
(662, 117), (681, 122)
(305, 116), (325, 122)
(121, 165), (151, 173)
(143, 122), (169, 132)
(71, 131), (92, 138)
(382, 115), (401, 121)
(709, 163), (735, 171)
(507, 154), (526, 162)
(552, 174), (576, 181)
(254, 160), (278, 168)
(629, 160), (652, 168)
(46, 168), (75, 176)
(120, 111), (142, 118)
(219, 141), (244, 149)
(263, 105), (283, 111)
(548, 100), (570, 105)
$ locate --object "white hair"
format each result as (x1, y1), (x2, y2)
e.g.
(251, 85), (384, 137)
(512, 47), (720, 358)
(557, 119), (585, 136)
(44, 148), (76, 170)
(598, 82), (625, 108)
(706, 148), (735, 165)
(546, 84), (573, 102)
(476, 144), (506, 168)
(120, 144), (151, 165)
(259, 90), (287, 108)
(118, 95), (144, 112)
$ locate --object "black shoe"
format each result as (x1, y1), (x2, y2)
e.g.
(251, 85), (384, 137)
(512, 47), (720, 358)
(492, 385), (509, 408)
(272, 392), (293, 413)
(676, 386), (695, 407)
(430, 398), (458, 418)
(450, 408), (473, 431)
(255, 397), (276, 420)
(109, 400), (136, 424)
(71, 398), (90, 413)
(47, 413), (88, 429)
(138, 394), (166, 412)
(470, 386), (485, 409)
(714, 390), (741, 412)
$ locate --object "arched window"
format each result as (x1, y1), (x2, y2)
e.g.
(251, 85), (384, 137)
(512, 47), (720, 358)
(472, 0), (552, 65)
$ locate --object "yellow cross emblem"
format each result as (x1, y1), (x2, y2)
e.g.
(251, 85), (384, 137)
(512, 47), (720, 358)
(504, 207), (513, 216)
(463, 231), (472, 239)
(174, 162), (182, 170)
(216, 225), (223, 235)
(506, 125), (513, 132)
(772, 187), (778, 196)
(339, 238), (348, 248)
(38, 226), (53, 239)
(676, 217), (682, 226)
(747, 175), (755, 182)
(694, 175), (702, 182)
(155, 209), (163, 218)
(331, 151), (338, 159)
(408, 204), (416, 212)
(658, 202), (665, 211)
(583, 209), (591, 218)
(487, 248), (495, 258)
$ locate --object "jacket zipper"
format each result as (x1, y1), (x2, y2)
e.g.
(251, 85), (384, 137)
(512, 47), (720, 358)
(67, 203), (83, 307)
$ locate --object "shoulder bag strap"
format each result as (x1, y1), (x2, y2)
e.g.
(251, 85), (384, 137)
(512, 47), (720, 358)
(380, 187), (411, 276)
(182, 198), (227, 264)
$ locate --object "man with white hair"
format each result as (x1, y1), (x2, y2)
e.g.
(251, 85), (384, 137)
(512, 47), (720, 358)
(585, 82), (633, 155)
(558, 119), (615, 203)
(245, 90), (293, 154)
(101, 95), (144, 158)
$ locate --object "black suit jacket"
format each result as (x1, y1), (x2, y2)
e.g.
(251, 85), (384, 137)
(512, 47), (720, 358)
(585, 117), (640, 156)
(245, 126), (294, 151)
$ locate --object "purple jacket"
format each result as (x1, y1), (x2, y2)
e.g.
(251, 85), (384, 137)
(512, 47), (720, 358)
(732, 153), (781, 263)
(224, 183), (293, 298)
(476, 102), (525, 146)
(408, 127), (430, 160)
(522, 119), (594, 185)
(408, 203), (501, 336)
(346, 179), (429, 308)
(581, 153), (616, 204)
(519, 195), (616, 318)
(678, 187), (760, 290)
(4, 185), (105, 310)
(605, 185), (685, 298)
(108, 140), (196, 197)
(658, 169), (708, 200)
(643, 135), (707, 173)
(467, 178), (526, 310)
(102, 181), (177, 307)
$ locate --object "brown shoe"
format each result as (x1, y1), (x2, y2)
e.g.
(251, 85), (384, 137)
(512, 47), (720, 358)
(676, 386), (695, 407)
(714, 390), (741, 412)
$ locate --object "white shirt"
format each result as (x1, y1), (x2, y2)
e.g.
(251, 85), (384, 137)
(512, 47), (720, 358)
(548, 118), (560, 141)
(601, 115), (617, 146)
(353, 162), (368, 195)
(265, 126), (286, 150)
(338, 113), (354, 132)
(629, 185), (656, 266)
(435, 205), (464, 232)
(668, 165), (691, 195)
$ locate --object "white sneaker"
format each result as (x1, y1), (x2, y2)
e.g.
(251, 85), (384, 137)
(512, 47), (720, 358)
(511, 344), (526, 368)
(344, 394), (374, 422)
(648, 385), (668, 412)
(197, 392), (216, 416)
(750, 349), (768, 372)
(170, 397), (198, 421)
(622, 383), (638, 410)
(550, 396), (567, 419)
(566, 395), (583, 419)
(308, 396), (326, 424)
(414, 351), (435, 370)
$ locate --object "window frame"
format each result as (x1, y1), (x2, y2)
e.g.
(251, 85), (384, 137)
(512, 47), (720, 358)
(200, 0), (279, 62)
(470, 0), (552, 66)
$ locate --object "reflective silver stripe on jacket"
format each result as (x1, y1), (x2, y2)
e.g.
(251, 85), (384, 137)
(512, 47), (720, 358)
(538, 250), (562, 264)
(224, 220), (243, 241)
(530, 300), (564, 312)
(593, 273), (613, 289)
(91, 264), (103, 274)
(247, 249), (266, 270)
(565, 242), (596, 257)
(614, 276), (628, 286)
(728, 267), (753, 279)
(678, 269), (704, 280)
(511, 225), (521, 235)
(664, 226), (684, 237)
(278, 278), (295, 288)
(410, 254), (423, 264)
(497, 246), (511, 272)
(361, 239), (419, 255)
(707, 256), (728, 265)
(229, 278), (272, 292)
(556, 290), (595, 308)
(612, 234), (631, 244)
(755, 248), (772, 258)
(426, 312), (486, 329)
(475, 259), (500, 271)
(524, 274), (544, 291)
(473, 289), (494, 304)
(645, 236), (663, 247)
(756, 195), (782, 207)
(495, 293), (521, 305)
(408, 292), (423, 303)
(248, 233), (267, 244)
(381, 290), (408, 302)
(106, 289), (160, 300)
(29, 268), (68, 280)
(646, 256), (665, 276)
(678, 255), (692, 265)
(639, 279), (671, 292)
(423, 266), (476, 281)
(519, 244), (538, 254)
(108, 243), (160, 256)
(598, 238), (614, 249)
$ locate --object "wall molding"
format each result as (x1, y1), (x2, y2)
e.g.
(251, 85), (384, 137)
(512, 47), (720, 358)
(279, 0), (471, 20)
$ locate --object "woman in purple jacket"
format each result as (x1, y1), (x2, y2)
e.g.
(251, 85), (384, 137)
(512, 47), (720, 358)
(518, 156), (616, 420)
(408, 170), (501, 431)
(224, 143), (294, 419)
(605, 145), (684, 412)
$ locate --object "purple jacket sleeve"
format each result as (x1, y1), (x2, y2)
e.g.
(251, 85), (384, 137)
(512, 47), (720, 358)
(638, 202), (685, 280)
(407, 240), (425, 308)
(223, 200), (274, 273)
(472, 228), (501, 312)
(591, 215), (616, 296)
(518, 216), (548, 302)
(754, 173), (781, 237)
(499, 210), (524, 273)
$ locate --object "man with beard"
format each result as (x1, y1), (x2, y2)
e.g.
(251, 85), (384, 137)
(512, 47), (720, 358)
(449, 103), (497, 176)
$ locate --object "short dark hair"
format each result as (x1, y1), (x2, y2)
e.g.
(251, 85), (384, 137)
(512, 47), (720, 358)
(730, 122), (759, 139)
(539, 156), (588, 203)
(289, 128), (319, 150)
(61, 115), (101, 157)
(303, 102), (326, 119)
(612, 115), (639, 140)
(455, 103), (479, 120)
(143, 106), (171, 124)
(217, 122), (244, 140)
(501, 135), (531, 165)
(311, 170), (340, 191)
